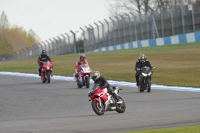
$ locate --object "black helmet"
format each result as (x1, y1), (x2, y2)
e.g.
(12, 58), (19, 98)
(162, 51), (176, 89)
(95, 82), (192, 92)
(41, 50), (46, 55)
(139, 54), (146, 63)
(91, 71), (100, 81)
(80, 54), (85, 60)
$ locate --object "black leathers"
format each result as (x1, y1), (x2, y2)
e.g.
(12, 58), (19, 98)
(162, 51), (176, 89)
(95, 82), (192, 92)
(37, 54), (51, 76)
(135, 59), (152, 86)
(94, 76), (119, 101)
(38, 54), (51, 62)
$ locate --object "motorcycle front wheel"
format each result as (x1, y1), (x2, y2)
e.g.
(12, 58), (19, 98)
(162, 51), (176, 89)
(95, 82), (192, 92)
(85, 76), (90, 88)
(139, 76), (145, 92)
(41, 72), (46, 83)
(147, 78), (151, 92)
(46, 71), (51, 83)
(91, 100), (105, 116)
(116, 96), (126, 113)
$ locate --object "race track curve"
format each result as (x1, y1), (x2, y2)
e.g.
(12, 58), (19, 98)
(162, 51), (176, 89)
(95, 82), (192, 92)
(0, 75), (200, 133)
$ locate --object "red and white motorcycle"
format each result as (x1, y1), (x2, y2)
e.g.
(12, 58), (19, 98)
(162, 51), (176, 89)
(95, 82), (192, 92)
(88, 84), (126, 116)
(75, 64), (92, 88)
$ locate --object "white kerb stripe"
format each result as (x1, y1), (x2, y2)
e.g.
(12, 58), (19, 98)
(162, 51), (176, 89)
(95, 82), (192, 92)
(156, 38), (164, 46)
(171, 35), (179, 44)
(186, 33), (195, 43)
(141, 40), (149, 47)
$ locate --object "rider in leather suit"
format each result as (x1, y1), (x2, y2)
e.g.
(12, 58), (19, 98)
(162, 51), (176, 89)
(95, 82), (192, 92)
(91, 71), (122, 104)
(135, 54), (152, 86)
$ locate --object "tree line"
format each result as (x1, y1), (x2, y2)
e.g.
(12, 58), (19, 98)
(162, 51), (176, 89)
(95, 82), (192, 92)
(0, 11), (40, 58)
(105, 0), (200, 16)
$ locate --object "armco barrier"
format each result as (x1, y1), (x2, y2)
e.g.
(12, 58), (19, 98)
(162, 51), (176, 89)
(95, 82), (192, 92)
(90, 32), (200, 53)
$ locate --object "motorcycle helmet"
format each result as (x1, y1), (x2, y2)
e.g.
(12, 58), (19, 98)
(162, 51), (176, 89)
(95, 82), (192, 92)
(139, 54), (146, 63)
(91, 71), (100, 81)
(41, 50), (46, 56)
(79, 54), (85, 61)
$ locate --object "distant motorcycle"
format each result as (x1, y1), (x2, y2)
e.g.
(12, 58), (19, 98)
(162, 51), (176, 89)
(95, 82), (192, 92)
(76, 64), (92, 88)
(88, 84), (126, 116)
(138, 66), (155, 92)
(38, 60), (53, 83)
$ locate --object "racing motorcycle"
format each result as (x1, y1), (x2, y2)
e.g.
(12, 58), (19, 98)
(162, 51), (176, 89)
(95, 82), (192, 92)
(88, 84), (126, 116)
(138, 66), (155, 92)
(76, 64), (92, 88)
(38, 60), (53, 83)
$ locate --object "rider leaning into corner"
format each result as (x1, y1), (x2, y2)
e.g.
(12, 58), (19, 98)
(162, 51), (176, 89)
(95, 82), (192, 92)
(91, 71), (123, 104)
(37, 50), (52, 76)
(74, 54), (88, 81)
(135, 54), (152, 86)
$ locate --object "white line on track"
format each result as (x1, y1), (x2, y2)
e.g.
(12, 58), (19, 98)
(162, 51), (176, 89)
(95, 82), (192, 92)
(0, 72), (200, 92)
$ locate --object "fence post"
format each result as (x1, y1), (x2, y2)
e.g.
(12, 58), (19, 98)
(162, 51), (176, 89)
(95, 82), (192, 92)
(104, 19), (110, 47)
(94, 23), (100, 48)
(61, 34), (67, 54)
(89, 24), (96, 49)
(167, 3), (175, 35)
(177, 1), (185, 33)
(130, 12), (138, 41)
(160, 8), (164, 37)
(125, 13), (132, 42)
(70, 30), (77, 54)
(65, 33), (71, 54)
(45, 40), (51, 56)
(99, 21), (105, 48)
(148, 6), (159, 38)
(49, 39), (55, 56)
(109, 17), (116, 46)
(188, 0), (195, 32)
(53, 37), (58, 56)
(119, 15), (126, 44)
(114, 16), (120, 45)
(57, 36), (63, 55)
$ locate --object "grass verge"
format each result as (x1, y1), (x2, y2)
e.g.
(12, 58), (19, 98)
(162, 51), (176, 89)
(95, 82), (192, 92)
(121, 125), (200, 133)
(0, 42), (200, 87)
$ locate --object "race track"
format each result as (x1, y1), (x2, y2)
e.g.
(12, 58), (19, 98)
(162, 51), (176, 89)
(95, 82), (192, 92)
(0, 75), (200, 133)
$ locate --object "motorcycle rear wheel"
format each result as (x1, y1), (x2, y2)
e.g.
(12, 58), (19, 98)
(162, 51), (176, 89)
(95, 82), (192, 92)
(116, 96), (126, 113)
(92, 100), (105, 116)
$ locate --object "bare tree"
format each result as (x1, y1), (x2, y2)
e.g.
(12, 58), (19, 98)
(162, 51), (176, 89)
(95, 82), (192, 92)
(105, 0), (151, 16)
(105, 0), (189, 15)
(152, 0), (177, 11)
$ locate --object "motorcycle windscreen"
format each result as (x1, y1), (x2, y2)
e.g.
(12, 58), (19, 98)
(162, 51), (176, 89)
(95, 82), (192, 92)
(142, 66), (151, 73)
(88, 84), (99, 96)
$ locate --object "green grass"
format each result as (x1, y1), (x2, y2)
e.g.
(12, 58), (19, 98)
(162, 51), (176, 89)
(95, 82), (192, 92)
(0, 42), (200, 87)
(121, 125), (200, 133)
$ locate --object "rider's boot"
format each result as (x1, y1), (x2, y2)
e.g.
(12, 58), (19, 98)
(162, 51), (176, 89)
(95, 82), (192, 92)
(136, 82), (139, 87)
(38, 69), (41, 76)
(111, 91), (123, 104)
(75, 73), (79, 82)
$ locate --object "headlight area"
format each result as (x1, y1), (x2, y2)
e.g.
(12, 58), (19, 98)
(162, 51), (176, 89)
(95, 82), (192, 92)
(142, 73), (147, 77)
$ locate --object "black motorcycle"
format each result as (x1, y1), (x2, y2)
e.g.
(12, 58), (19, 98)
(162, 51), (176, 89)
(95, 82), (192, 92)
(138, 66), (155, 92)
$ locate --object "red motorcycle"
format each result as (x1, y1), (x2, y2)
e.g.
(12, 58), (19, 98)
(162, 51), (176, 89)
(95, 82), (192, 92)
(88, 84), (126, 116)
(39, 60), (53, 83)
(76, 64), (92, 88)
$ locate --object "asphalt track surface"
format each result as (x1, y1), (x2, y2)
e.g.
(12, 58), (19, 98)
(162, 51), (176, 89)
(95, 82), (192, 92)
(0, 75), (200, 133)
